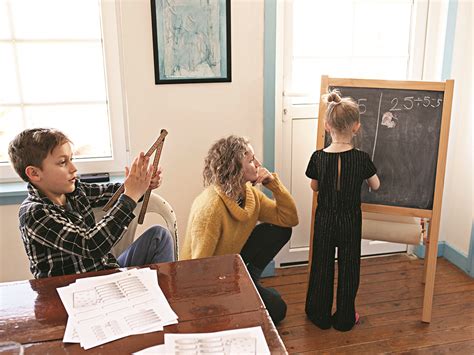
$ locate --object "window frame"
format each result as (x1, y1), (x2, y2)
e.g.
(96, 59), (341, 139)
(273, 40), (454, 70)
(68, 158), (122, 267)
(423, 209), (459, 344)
(0, 0), (128, 182)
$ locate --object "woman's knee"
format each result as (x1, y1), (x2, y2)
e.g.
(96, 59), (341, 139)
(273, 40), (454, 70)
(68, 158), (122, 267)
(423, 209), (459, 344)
(278, 225), (292, 240)
(258, 223), (292, 239)
(270, 224), (292, 245)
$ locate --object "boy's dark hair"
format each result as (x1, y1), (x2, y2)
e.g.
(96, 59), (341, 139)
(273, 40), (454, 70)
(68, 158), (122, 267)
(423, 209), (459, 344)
(8, 128), (71, 182)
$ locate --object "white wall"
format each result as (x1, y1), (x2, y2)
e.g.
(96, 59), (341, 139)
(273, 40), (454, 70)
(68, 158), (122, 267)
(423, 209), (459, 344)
(0, 205), (31, 281)
(439, 0), (473, 253)
(0, 0), (265, 282)
(118, 0), (264, 238)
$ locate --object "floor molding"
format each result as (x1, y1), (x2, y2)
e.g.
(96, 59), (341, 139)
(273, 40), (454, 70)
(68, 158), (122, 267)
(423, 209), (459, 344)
(415, 241), (472, 278)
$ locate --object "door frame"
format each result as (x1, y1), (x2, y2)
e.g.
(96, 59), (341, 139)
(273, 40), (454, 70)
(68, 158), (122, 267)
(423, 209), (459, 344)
(269, 0), (447, 266)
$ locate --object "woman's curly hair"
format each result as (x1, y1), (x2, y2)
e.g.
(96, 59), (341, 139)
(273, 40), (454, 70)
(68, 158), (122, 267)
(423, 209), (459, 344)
(203, 135), (250, 200)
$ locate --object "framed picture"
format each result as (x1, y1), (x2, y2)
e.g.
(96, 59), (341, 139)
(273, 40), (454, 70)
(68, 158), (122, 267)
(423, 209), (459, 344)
(150, 0), (231, 84)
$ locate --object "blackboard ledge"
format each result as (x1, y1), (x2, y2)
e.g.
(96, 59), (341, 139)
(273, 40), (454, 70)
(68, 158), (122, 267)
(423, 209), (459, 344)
(362, 203), (432, 218)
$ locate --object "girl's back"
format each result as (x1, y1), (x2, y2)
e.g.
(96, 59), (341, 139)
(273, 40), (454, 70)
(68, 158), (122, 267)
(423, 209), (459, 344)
(306, 148), (376, 211)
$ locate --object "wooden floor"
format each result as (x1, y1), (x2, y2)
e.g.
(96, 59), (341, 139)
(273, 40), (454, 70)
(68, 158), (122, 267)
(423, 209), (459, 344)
(261, 254), (474, 354)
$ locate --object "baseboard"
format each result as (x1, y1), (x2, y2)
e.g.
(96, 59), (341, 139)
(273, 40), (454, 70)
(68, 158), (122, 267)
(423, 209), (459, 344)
(414, 242), (446, 259)
(470, 222), (474, 277)
(414, 241), (472, 278)
(444, 243), (469, 273)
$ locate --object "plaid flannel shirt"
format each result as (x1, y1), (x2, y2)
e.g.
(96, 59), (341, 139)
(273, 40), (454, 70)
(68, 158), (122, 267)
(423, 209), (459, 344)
(19, 180), (137, 278)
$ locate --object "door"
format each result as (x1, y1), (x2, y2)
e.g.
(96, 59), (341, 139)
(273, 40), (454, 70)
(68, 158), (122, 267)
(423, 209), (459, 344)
(273, 0), (430, 266)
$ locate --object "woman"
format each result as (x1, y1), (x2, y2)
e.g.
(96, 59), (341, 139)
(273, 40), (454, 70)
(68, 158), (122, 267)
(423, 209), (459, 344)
(180, 135), (298, 324)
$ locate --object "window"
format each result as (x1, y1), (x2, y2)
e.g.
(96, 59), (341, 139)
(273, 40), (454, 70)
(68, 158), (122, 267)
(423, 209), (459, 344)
(284, 0), (426, 104)
(0, 0), (127, 180)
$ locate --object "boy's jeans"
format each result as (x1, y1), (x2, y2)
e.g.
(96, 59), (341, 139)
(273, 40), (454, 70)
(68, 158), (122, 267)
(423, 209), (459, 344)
(117, 225), (175, 267)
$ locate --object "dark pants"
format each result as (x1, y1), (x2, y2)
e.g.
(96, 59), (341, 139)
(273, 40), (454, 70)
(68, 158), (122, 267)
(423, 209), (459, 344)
(305, 210), (361, 331)
(240, 223), (292, 325)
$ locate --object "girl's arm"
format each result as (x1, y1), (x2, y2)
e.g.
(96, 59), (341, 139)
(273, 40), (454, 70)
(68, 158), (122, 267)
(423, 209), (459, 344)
(367, 174), (380, 190)
(310, 179), (318, 192)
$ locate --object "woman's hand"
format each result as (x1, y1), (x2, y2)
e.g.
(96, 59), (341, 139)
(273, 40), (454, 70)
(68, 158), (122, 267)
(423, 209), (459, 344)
(253, 167), (274, 186)
(123, 152), (153, 202)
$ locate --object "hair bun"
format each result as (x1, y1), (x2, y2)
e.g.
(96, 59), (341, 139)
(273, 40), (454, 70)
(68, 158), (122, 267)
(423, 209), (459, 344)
(327, 90), (342, 103)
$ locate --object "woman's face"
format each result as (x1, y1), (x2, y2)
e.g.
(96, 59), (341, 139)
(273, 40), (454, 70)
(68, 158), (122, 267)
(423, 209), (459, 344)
(242, 144), (261, 184)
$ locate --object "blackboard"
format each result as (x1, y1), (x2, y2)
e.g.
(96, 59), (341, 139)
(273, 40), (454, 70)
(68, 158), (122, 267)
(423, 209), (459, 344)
(324, 86), (445, 210)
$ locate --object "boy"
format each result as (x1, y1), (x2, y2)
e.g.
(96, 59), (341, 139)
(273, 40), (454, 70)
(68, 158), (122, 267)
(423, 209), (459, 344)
(8, 128), (174, 278)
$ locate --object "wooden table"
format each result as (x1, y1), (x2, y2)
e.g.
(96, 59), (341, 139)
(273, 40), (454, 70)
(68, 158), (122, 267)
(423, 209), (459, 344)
(0, 254), (287, 354)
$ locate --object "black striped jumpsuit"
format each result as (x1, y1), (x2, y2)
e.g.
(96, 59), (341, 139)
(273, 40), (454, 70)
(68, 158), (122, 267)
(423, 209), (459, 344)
(305, 148), (377, 331)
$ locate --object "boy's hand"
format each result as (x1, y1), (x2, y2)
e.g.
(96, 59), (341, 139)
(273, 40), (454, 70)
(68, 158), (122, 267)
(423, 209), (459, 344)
(149, 166), (163, 190)
(123, 152), (153, 202)
(253, 167), (274, 186)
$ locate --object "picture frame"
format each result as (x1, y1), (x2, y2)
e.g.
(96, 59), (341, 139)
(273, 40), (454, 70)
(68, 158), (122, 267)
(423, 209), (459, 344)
(150, 0), (232, 84)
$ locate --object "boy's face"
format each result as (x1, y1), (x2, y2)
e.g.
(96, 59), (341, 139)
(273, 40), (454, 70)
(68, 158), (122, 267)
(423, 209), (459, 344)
(30, 142), (77, 202)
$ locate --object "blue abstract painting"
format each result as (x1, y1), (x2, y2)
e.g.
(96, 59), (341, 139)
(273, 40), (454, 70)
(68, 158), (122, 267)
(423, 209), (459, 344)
(152, 0), (231, 83)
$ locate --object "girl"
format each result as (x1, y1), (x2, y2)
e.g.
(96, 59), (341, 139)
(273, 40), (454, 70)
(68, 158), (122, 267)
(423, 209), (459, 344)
(305, 90), (380, 331)
(180, 135), (299, 324)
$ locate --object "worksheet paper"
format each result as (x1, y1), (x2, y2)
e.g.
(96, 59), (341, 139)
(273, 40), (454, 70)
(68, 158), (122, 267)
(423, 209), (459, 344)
(133, 344), (166, 354)
(57, 268), (177, 349)
(134, 326), (270, 355)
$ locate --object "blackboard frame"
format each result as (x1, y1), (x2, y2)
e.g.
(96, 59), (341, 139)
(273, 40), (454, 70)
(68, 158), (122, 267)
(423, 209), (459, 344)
(309, 76), (454, 323)
(315, 76), (453, 219)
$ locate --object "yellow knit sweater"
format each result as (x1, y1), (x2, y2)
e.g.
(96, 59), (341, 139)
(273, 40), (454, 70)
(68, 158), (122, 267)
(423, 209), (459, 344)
(180, 174), (299, 260)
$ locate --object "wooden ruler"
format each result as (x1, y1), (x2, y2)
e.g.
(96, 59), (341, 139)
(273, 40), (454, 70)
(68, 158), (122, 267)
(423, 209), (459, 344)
(137, 130), (167, 224)
(102, 130), (168, 220)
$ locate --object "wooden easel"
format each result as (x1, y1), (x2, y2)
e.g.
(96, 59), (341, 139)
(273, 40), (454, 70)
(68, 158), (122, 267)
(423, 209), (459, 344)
(308, 76), (454, 322)
(103, 129), (168, 225)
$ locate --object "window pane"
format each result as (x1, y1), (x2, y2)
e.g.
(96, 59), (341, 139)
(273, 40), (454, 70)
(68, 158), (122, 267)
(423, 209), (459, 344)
(291, 0), (413, 96)
(0, 107), (23, 164)
(24, 104), (112, 159)
(0, 0), (125, 179)
(0, 43), (21, 103)
(10, 0), (101, 39)
(353, 1), (412, 56)
(293, 0), (354, 57)
(17, 42), (107, 103)
(292, 57), (352, 94)
(0, 0), (11, 39)
(352, 57), (409, 80)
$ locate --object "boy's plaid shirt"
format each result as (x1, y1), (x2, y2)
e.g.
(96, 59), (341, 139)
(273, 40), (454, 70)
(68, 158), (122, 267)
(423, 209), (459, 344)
(19, 181), (137, 278)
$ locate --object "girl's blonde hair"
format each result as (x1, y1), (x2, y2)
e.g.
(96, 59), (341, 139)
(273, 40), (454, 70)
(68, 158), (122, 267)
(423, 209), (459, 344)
(203, 135), (250, 200)
(322, 89), (360, 132)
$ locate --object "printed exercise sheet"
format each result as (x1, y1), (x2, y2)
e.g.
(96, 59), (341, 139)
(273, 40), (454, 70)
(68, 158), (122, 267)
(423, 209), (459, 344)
(134, 326), (270, 355)
(57, 268), (177, 350)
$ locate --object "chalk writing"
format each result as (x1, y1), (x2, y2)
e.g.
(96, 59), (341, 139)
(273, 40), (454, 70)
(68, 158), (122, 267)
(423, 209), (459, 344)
(326, 86), (444, 209)
(388, 96), (443, 112)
